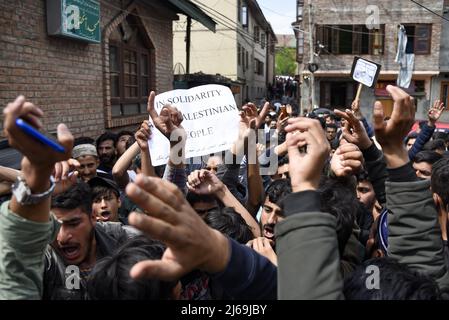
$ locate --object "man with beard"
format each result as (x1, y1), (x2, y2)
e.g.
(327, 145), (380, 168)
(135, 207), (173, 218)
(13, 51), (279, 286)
(96, 132), (118, 174)
(43, 182), (138, 299)
(259, 179), (292, 245)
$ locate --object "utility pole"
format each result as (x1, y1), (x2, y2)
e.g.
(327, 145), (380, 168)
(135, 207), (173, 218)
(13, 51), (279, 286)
(186, 16), (192, 74)
(307, 0), (315, 109)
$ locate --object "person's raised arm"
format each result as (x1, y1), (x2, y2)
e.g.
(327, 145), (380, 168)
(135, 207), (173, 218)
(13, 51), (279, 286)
(239, 103), (270, 214)
(1, 96), (73, 299)
(112, 142), (140, 188)
(187, 169), (261, 237)
(4, 97), (74, 222)
(135, 120), (155, 177)
(408, 100), (444, 160)
(277, 117), (344, 299)
(335, 109), (388, 206)
(373, 85), (449, 291)
(148, 92), (187, 194)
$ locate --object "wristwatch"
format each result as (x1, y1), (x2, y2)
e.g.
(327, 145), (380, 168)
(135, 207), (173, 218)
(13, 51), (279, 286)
(12, 175), (55, 205)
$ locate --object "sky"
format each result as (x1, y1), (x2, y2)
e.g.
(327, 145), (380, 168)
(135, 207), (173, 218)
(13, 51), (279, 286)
(257, 0), (296, 35)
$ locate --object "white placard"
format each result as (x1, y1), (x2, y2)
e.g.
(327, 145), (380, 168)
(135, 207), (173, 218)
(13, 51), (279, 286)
(352, 58), (379, 88)
(149, 85), (240, 166)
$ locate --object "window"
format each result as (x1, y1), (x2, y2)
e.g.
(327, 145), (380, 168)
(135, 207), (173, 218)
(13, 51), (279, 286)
(261, 33), (266, 49)
(254, 26), (260, 44)
(297, 0), (304, 20)
(441, 82), (449, 110)
(255, 59), (264, 75)
(317, 24), (385, 55)
(238, 44), (241, 66)
(109, 16), (154, 117)
(404, 24), (432, 55)
(242, 2), (248, 27)
(245, 50), (248, 69)
(242, 48), (246, 71)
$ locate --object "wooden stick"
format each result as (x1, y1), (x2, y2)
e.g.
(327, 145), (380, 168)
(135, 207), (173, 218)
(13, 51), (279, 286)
(355, 83), (363, 101)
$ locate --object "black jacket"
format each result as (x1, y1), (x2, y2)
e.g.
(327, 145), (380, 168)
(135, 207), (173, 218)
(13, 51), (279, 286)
(42, 222), (138, 300)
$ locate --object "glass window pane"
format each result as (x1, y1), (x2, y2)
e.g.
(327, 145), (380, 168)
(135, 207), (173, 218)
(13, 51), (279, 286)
(110, 75), (119, 97)
(141, 55), (148, 76)
(123, 103), (139, 115)
(125, 87), (130, 97)
(111, 104), (122, 117)
(140, 103), (147, 114)
(109, 46), (119, 72)
(141, 76), (149, 97)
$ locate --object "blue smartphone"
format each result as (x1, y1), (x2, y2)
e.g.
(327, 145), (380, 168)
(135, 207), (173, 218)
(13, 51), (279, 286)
(15, 118), (65, 153)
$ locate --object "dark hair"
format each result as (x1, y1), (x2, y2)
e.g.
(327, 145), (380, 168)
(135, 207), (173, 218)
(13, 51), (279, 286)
(125, 136), (136, 150)
(424, 139), (446, 152)
(431, 157), (449, 208)
(265, 179), (292, 206)
(319, 177), (357, 255)
(433, 131), (449, 142)
(306, 113), (326, 129)
(74, 136), (95, 147)
(116, 131), (134, 148)
(413, 150), (443, 165)
(356, 169), (370, 183)
(344, 258), (441, 300)
(51, 182), (92, 215)
(92, 185), (119, 202)
(405, 132), (418, 145)
(96, 132), (118, 149)
(326, 123), (338, 130)
(278, 155), (289, 167)
(87, 236), (178, 300)
(186, 192), (218, 207)
(203, 207), (254, 244)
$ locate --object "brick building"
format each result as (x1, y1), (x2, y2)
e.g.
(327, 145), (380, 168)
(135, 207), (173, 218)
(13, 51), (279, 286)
(0, 0), (214, 141)
(294, 0), (449, 122)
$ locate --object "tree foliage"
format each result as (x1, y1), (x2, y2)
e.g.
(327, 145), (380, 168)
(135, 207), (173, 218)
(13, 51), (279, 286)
(275, 48), (296, 76)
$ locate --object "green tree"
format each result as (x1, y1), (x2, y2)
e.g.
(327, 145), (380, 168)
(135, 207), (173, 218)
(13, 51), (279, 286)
(275, 48), (297, 76)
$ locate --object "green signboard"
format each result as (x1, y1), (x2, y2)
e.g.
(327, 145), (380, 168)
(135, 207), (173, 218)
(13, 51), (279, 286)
(47, 0), (101, 43)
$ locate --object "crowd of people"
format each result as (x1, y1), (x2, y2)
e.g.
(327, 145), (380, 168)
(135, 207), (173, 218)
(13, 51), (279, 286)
(1, 84), (449, 300)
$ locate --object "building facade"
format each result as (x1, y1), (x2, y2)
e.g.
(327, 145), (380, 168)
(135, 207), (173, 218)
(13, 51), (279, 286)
(0, 0), (214, 139)
(294, 0), (449, 122)
(173, 0), (276, 106)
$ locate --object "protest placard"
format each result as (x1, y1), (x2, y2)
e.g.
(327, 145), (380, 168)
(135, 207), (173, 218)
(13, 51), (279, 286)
(351, 56), (382, 101)
(148, 84), (240, 166)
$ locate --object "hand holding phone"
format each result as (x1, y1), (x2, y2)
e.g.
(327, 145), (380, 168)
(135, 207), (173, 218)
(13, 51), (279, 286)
(15, 118), (65, 153)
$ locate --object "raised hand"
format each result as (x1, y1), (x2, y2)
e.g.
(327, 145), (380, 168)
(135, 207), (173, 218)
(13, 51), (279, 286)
(285, 117), (330, 192)
(373, 85), (415, 168)
(247, 237), (277, 266)
(186, 169), (224, 195)
(53, 159), (80, 195)
(126, 175), (230, 281)
(428, 100), (445, 125)
(330, 142), (363, 177)
(334, 109), (372, 150)
(135, 120), (152, 151)
(147, 91), (183, 139)
(241, 101), (271, 129)
(3, 96), (74, 170)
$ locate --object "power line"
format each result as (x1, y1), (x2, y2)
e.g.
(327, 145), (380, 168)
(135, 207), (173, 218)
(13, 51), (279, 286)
(409, 0), (449, 23)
